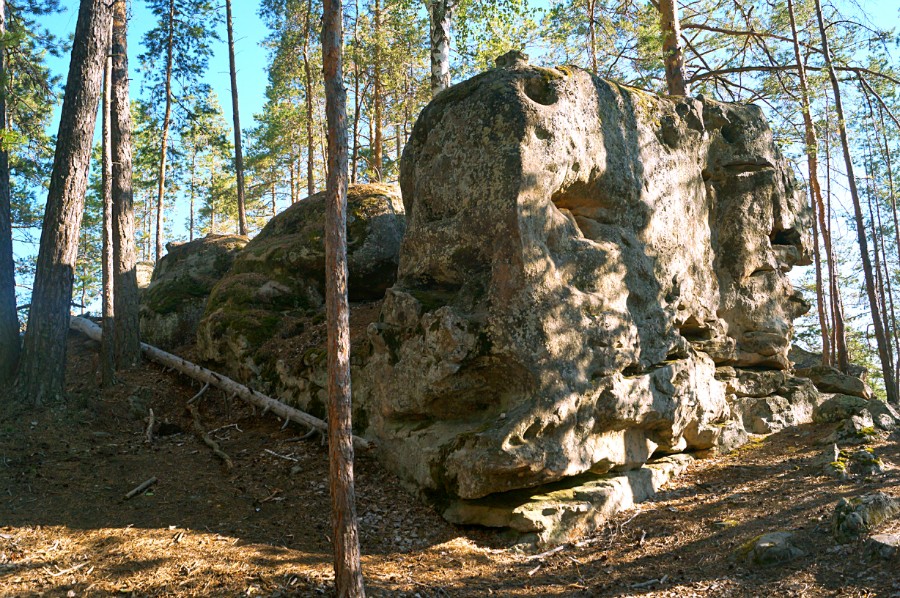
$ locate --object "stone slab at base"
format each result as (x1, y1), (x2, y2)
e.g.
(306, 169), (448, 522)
(442, 454), (693, 546)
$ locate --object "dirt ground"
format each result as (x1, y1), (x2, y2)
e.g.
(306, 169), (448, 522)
(2, 332), (900, 597)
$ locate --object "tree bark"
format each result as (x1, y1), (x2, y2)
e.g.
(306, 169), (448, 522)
(154, 0), (175, 263)
(786, 0), (846, 368)
(322, 0), (365, 594)
(101, 47), (115, 387)
(303, 0), (315, 197)
(0, 0), (20, 383)
(225, 0), (247, 236)
(659, 0), (689, 96)
(111, 0), (141, 369)
(372, 0), (382, 181)
(17, 0), (113, 404)
(814, 0), (897, 404)
(428, 0), (452, 97)
(586, 0), (597, 73)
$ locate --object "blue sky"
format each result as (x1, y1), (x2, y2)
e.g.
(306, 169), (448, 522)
(45, 2), (271, 137)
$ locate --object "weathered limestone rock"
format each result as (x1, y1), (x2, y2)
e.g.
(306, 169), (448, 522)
(196, 184), (404, 417)
(443, 454), (693, 546)
(823, 444), (885, 480)
(867, 534), (900, 560)
(797, 364), (873, 399)
(729, 376), (822, 434)
(365, 57), (812, 502)
(140, 234), (248, 349)
(832, 493), (900, 543)
(813, 394), (899, 430)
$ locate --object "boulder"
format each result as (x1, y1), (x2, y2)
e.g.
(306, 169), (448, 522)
(832, 493), (900, 543)
(196, 184), (405, 418)
(365, 55), (811, 501)
(814, 394), (899, 430)
(140, 234), (248, 349)
(796, 364), (872, 399)
(734, 531), (806, 567)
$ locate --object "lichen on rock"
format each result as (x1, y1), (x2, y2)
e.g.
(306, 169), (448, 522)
(140, 234), (248, 349)
(195, 184), (405, 419)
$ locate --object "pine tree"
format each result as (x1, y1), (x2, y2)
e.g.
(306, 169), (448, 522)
(17, 0), (113, 405)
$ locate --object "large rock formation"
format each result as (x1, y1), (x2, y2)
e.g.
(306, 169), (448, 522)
(364, 53), (814, 503)
(140, 234), (248, 349)
(196, 184), (405, 417)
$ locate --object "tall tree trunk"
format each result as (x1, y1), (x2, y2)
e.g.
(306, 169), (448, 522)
(586, 0), (597, 73)
(372, 0), (383, 181)
(351, 0), (360, 184)
(290, 155), (297, 204)
(864, 165), (894, 372)
(225, 0), (247, 236)
(154, 0), (175, 263)
(101, 48), (115, 387)
(111, 0), (141, 369)
(787, 0), (843, 367)
(814, 0), (898, 404)
(0, 0), (20, 383)
(17, 0), (113, 405)
(428, 0), (452, 97)
(303, 0), (315, 197)
(659, 0), (689, 96)
(322, 0), (365, 595)
(867, 93), (900, 365)
(189, 152), (196, 241)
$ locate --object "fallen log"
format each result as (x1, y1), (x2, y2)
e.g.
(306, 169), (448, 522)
(70, 316), (372, 450)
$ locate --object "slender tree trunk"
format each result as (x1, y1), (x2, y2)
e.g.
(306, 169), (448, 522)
(322, 0), (364, 594)
(189, 153), (196, 241)
(271, 175), (277, 216)
(111, 0), (140, 369)
(428, 0), (452, 97)
(17, 0), (113, 404)
(351, 0), (360, 184)
(586, 0), (597, 73)
(787, 0), (841, 367)
(303, 0), (315, 197)
(290, 156), (297, 204)
(864, 165), (894, 371)
(101, 48), (115, 387)
(815, 0), (898, 404)
(0, 0), (20, 383)
(372, 0), (383, 181)
(659, 0), (689, 96)
(862, 87), (900, 365)
(154, 0), (175, 263)
(225, 0), (247, 235)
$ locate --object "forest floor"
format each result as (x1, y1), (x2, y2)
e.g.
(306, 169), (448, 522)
(2, 331), (900, 597)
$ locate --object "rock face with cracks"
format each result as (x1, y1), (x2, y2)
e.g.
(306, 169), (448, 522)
(365, 53), (814, 502)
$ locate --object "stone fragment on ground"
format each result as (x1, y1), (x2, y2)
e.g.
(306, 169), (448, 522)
(733, 531), (806, 566)
(822, 444), (885, 480)
(832, 493), (900, 543)
(442, 455), (693, 546)
(827, 411), (883, 445)
(867, 534), (900, 560)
